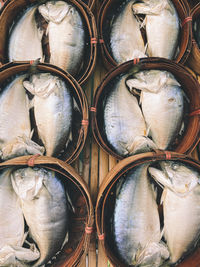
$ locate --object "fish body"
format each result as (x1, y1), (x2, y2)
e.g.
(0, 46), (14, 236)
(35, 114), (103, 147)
(0, 75), (45, 160)
(114, 164), (169, 266)
(149, 161), (200, 263)
(127, 70), (184, 150)
(104, 75), (157, 156)
(8, 6), (43, 62)
(0, 169), (24, 249)
(38, 1), (84, 76)
(23, 73), (72, 157)
(132, 0), (179, 59)
(11, 167), (68, 267)
(0, 75), (30, 145)
(110, 0), (146, 64)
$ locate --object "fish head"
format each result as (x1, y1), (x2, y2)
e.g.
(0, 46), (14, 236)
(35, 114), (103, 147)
(132, 0), (173, 15)
(23, 73), (58, 98)
(11, 167), (45, 200)
(38, 1), (71, 23)
(159, 161), (200, 194)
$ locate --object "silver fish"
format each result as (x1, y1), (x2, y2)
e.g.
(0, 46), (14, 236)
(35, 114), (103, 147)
(132, 0), (179, 59)
(38, 1), (84, 76)
(149, 161), (200, 264)
(0, 169), (24, 249)
(23, 73), (72, 157)
(8, 6), (44, 62)
(127, 70), (184, 150)
(104, 74), (157, 156)
(0, 75), (44, 159)
(114, 164), (169, 266)
(11, 167), (68, 267)
(110, 0), (146, 64)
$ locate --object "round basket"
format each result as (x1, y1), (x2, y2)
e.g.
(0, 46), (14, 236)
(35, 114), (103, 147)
(91, 58), (200, 160)
(95, 151), (200, 267)
(97, 0), (192, 70)
(0, 154), (94, 267)
(0, 62), (89, 164)
(0, 0), (97, 85)
(186, 3), (200, 75)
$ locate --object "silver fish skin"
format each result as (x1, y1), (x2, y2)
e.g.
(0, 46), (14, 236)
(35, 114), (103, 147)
(149, 161), (200, 263)
(11, 167), (68, 267)
(114, 164), (169, 266)
(8, 6), (44, 62)
(0, 75), (45, 160)
(127, 70), (184, 150)
(0, 169), (24, 249)
(0, 75), (31, 145)
(110, 0), (146, 64)
(104, 75), (157, 156)
(38, 1), (84, 76)
(132, 0), (179, 59)
(23, 73), (72, 157)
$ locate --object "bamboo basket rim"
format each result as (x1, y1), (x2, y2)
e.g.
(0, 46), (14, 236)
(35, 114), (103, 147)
(95, 150), (200, 267)
(0, 154), (94, 267)
(0, 61), (89, 164)
(91, 57), (200, 160)
(97, 0), (192, 69)
(0, 0), (98, 85)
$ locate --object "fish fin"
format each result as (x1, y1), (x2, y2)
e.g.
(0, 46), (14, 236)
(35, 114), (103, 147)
(73, 97), (80, 112)
(139, 91), (143, 104)
(66, 189), (75, 213)
(23, 80), (35, 95)
(61, 231), (69, 249)
(128, 136), (157, 155)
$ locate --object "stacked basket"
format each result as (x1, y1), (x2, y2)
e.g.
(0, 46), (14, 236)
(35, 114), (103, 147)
(0, 0), (96, 266)
(93, 0), (200, 266)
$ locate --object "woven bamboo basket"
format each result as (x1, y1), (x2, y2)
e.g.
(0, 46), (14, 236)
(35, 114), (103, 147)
(91, 57), (200, 160)
(0, 0), (97, 85)
(0, 154), (94, 267)
(95, 150), (200, 267)
(186, 3), (200, 75)
(97, 0), (192, 70)
(0, 62), (89, 164)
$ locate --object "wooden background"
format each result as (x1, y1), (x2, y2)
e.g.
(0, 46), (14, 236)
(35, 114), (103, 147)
(71, 1), (200, 266)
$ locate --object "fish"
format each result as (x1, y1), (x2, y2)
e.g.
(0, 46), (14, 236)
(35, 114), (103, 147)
(127, 70), (184, 150)
(0, 169), (24, 250)
(0, 169), (39, 266)
(11, 167), (69, 267)
(149, 161), (200, 263)
(23, 73), (72, 157)
(0, 75), (45, 159)
(132, 0), (179, 59)
(38, 1), (85, 76)
(110, 0), (146, 64)
(8, 6), (44, 62)
(113, 163), (169, 266)
(104, 74), (157, 156)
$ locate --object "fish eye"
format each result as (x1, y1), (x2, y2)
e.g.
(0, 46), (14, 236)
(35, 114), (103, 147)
(171, 163), (178, 170)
